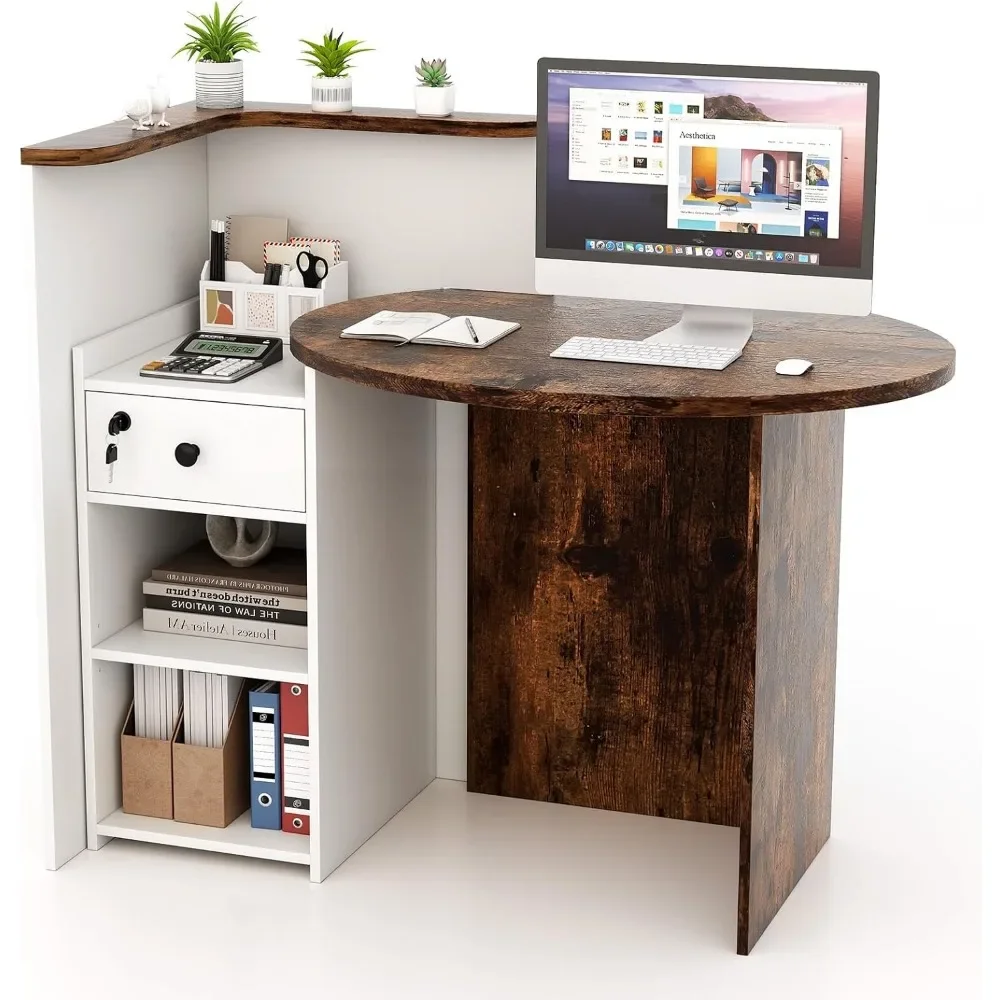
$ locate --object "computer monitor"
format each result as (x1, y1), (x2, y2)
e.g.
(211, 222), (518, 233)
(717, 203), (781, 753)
(536, 59), (879, 349)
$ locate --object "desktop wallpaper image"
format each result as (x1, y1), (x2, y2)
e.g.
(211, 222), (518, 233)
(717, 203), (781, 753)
(546, 72), (868, 268)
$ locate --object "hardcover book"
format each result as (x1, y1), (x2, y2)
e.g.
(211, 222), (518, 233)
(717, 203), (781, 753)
(142, 608), (307, 648)
(143, 580), (307, 612)
(144, 594), (307, 626)
(151, 540), (307, 597)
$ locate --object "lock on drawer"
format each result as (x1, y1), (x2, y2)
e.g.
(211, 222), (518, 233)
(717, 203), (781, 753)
(85, 391), (306, 512)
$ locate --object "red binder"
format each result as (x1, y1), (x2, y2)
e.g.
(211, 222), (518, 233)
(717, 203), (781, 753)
(279, 682), (310, 835)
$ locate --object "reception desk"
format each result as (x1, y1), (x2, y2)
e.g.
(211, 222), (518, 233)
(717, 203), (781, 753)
(22, 105), (954, 954)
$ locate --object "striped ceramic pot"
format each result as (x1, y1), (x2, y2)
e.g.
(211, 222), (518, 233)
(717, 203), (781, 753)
(311, 75), (353, 113)
(195, 60), (244, 109)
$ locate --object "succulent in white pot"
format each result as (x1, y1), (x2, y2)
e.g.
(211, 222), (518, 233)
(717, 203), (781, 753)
(414, 58), (455, 117)
(175, 2), (259, 110)
(301, 29), (373, 113)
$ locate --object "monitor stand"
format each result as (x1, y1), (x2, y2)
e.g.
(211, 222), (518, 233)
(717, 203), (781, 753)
(644, 305), (753, 353)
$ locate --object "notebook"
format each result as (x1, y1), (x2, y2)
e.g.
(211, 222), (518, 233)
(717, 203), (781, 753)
(342, 311), (520, 348)
(225, 216), (289, 272)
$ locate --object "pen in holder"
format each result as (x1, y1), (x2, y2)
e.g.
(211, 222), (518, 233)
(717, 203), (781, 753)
(209, 220), (226, 282)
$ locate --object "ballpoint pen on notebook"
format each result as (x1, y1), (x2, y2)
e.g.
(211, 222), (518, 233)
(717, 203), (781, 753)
(464, 317), (480, 343)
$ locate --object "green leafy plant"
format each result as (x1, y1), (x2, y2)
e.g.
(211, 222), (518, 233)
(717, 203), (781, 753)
(175, 3), (259, 63)
(415, 58), (452, 87)
(300, 30), (373, 79)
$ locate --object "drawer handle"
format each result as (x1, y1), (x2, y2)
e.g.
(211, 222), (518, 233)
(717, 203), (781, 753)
(174, 442), (200, 467)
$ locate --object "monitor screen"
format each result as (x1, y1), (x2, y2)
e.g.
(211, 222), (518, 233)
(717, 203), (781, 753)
(537, 60), (879, 279)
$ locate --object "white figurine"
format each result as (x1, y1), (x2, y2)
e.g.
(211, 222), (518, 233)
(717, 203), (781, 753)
(123, 92), (153, 131)
(149, 76), (171, 127)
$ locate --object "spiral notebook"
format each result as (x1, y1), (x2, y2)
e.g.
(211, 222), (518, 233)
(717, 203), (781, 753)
(341, 311), (521, 348)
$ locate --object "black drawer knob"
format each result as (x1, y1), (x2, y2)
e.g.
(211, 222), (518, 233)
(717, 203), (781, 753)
(174, 443), (200, 467)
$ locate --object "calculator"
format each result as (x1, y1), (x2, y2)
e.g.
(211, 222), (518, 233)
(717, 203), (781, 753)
(139, 332), (283, 383)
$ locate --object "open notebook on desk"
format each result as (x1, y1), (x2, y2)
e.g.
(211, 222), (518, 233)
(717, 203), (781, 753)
(342, 310), (520, 348)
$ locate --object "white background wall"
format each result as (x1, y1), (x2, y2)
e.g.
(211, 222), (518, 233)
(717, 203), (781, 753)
(0, 1), (991, 996)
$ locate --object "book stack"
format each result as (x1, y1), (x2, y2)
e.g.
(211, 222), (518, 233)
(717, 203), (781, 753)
(143, 541), (307, 648)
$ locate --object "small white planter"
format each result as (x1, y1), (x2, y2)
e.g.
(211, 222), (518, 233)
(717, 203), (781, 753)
(312, 75), (353, 113)
(414, 84), (455, 118)
(195, 60), (244, 109)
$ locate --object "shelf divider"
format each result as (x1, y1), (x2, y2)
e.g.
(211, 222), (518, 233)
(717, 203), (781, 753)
(93, 619), (307, 682)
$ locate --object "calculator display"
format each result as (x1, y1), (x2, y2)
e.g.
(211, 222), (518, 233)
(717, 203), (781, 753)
(184, 338), (268, 357)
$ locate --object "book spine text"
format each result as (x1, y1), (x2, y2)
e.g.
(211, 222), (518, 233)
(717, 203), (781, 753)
(144, 594), (307, 626)
(142, 609), (307, 649)
(150, 570), (307, 598)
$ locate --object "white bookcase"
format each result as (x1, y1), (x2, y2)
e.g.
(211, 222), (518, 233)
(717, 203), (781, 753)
(71, 299), (437, 881)
(28, 125), (536, 875)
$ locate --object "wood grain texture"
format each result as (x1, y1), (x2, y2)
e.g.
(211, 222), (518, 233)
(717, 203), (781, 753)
(21, 102), (536, 166)
(291, 289), (955, 417)
(467, 408), (757, 826)
(467, 405), (846, 953)
(737, 410), (844, 954)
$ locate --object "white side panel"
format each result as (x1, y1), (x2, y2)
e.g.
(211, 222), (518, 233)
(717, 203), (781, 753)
(306, 370), (436, 882)
(208, 128), (537, 782)
(32, 140), (209, 868)
(435, 402), (468, 780)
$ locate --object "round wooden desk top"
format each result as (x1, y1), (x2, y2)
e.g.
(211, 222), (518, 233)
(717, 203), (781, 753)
(290, 289), (955, 417)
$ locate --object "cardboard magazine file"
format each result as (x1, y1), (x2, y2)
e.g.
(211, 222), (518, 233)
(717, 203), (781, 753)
(172, 680), (251, 828)
(121, 701), (182, 820)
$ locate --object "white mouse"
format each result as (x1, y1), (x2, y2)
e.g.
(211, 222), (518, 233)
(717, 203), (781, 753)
(775, 358), (813, 376)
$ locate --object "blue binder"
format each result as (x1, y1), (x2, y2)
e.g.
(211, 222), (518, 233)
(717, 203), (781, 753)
(249, 682), (281, 829)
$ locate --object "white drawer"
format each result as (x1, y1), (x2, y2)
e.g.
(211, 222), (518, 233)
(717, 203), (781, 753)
(86, 392), (305, 512)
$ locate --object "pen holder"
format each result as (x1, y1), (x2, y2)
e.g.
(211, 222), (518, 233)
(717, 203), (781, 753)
(172, 680), (251, 828)
(199, 260), (348, 343)
(121, 702), (182, 820)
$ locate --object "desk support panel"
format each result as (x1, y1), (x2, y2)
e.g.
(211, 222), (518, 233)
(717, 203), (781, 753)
(468, 407), (843, 953)
(740, 409), (843, 953)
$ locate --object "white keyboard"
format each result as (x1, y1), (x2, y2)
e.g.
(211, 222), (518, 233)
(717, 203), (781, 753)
(550, 337), (741, 371)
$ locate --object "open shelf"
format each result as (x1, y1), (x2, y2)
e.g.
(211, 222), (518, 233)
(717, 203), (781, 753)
(93, 619), (307, 683)
(96, 808), (309, 865)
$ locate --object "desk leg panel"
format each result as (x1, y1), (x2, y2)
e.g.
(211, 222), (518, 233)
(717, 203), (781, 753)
(738, 410), (844, 954)
(468, 408), (758, 827)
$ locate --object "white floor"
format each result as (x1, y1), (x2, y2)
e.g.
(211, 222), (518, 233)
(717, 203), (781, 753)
(7, 747), (980, 999)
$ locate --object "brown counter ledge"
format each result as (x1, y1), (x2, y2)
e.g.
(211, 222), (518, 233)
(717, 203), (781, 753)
(20, 102), (537, 167)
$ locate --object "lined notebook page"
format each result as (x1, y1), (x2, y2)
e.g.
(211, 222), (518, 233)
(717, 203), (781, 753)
(413, 316), (520, 349)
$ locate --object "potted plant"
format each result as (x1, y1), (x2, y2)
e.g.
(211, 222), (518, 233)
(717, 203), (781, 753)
(300, 30), (373, 113)
(176, 3), (259, 110)
(414, 58), (455, 118)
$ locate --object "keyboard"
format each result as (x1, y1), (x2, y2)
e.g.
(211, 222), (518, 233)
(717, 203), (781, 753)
(550, 337), (742, 371)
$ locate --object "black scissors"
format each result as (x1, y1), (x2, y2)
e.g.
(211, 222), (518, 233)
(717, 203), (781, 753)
(296, 250), (329, 288)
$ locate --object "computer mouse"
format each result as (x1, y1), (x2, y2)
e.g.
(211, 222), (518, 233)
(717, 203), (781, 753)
(775, 358), (813, 376)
